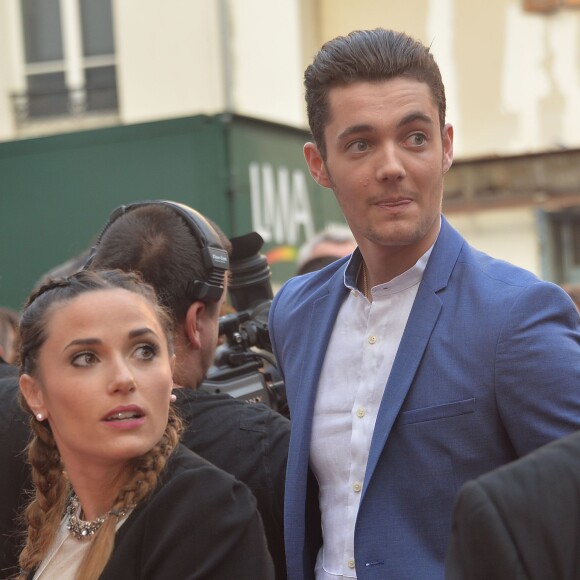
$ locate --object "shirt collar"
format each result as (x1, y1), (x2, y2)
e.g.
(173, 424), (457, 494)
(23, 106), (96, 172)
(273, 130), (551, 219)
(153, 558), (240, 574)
(343, 230), (439, 294)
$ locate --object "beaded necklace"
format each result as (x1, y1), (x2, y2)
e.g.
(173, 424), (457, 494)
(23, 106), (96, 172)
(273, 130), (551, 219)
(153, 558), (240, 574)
(66, 493), (134, 541)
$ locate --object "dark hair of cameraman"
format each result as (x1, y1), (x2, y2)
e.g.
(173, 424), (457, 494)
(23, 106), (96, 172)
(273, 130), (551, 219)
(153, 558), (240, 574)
(89, 205), (232, 322)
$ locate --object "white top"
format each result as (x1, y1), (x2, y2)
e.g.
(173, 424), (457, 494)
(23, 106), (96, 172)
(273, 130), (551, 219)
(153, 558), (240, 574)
(34, 504), (131, 579)
(33, 519), (87, 580)
(311, 246), (433, 579)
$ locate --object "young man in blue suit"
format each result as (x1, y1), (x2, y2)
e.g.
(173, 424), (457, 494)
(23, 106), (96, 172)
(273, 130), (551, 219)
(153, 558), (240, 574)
(268, 28), (580, 580)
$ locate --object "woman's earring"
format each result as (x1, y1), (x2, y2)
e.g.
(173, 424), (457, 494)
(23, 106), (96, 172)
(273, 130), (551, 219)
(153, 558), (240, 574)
(170, 393), (177, 403)
(36, 413), (44, 421)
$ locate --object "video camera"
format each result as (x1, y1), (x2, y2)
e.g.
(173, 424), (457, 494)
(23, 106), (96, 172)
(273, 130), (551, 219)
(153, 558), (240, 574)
(199, 232), (287, 417)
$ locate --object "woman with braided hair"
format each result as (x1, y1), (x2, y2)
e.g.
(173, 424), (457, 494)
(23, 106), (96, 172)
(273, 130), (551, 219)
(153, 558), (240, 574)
(15, 269), (274, 580)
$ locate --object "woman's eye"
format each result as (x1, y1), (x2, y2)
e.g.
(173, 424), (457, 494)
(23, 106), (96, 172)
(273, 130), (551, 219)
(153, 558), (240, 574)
(135, 344), (158, 361)
(71, 352), (97, 367)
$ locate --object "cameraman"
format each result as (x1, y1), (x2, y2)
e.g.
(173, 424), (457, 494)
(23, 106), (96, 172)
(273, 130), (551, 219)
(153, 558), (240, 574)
(0, 202), (290, 579)
(86, 202), (290, 579)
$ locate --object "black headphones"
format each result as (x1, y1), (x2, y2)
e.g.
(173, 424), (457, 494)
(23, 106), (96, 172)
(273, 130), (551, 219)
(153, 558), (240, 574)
(84, 200), (229, 303)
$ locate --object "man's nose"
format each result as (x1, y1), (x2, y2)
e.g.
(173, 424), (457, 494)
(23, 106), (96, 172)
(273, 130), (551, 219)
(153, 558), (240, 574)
(375, 143), (406, 181)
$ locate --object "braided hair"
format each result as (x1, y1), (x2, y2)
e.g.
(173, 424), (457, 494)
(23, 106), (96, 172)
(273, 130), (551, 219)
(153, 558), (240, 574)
(16, 270), (182, 580)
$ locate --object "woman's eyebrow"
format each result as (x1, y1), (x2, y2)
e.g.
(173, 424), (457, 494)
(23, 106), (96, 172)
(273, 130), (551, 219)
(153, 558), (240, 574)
(63, 337), (102, 351)
(128, 327), (157, 339)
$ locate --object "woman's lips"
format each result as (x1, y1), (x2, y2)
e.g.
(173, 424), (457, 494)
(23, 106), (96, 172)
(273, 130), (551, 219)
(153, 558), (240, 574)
(102, 405), (145, 428)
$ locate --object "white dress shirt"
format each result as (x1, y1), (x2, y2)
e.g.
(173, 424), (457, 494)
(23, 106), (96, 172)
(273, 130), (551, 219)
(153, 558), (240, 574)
(310, 246), (433, 579)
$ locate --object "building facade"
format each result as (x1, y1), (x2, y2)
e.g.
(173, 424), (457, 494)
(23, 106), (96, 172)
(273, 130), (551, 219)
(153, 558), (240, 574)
(1, 0), (580, 288)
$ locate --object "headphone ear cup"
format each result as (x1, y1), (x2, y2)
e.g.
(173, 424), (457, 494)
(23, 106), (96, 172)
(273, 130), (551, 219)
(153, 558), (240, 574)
(188, 280), (223, 303)
(85, 200), (229, 302)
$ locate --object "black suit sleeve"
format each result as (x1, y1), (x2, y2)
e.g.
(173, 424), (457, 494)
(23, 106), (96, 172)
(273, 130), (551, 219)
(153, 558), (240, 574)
(447, 430), (580, 580)
(445, 480), (527, 580)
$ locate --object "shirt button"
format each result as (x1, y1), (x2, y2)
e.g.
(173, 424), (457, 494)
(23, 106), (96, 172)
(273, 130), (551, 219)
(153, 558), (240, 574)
(348, 559), (356, 569)
(368, 335), (376, 344)
(351, 289), (358, 296)
(353, 482), (362, 493)
(356, 408), (366, 418)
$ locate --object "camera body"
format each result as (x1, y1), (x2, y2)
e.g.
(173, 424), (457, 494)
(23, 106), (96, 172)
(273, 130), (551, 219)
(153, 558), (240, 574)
(199, 232), (288, 417)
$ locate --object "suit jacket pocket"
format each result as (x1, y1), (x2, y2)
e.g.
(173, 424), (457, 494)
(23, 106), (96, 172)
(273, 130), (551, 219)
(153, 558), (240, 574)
(398, 398), (476, 426)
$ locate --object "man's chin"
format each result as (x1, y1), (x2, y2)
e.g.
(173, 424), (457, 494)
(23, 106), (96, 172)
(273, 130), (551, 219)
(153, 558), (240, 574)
(367, 226), (425, 248)
(368, 216), (439, 248)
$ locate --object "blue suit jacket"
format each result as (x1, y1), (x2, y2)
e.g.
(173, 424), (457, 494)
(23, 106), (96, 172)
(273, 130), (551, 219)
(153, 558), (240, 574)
(269, 217), (580, 580)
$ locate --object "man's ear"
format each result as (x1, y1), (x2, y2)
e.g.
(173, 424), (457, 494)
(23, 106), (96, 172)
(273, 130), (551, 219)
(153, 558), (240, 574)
(304, 142), (332, 188)
(20, 373), (47, 417)
(184, 301), (205, 351)
(442, 123), (454, 174)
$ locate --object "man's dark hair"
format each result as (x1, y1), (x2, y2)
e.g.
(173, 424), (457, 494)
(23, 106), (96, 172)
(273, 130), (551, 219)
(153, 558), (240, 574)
(305, 28), (447, 159)
(87, 205), (231, 322)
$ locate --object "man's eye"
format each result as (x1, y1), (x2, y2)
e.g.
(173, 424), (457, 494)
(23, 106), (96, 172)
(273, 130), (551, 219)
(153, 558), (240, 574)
(409, 133), (427, 146)
(71, 352), (97, 367)
(348, 140), (369, 153)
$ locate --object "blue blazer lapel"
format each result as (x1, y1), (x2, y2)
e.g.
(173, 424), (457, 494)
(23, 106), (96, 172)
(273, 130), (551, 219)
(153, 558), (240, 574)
(288, 267), (348, 459)
(363, 217), (465, 489)
(284, 266), (349, 575)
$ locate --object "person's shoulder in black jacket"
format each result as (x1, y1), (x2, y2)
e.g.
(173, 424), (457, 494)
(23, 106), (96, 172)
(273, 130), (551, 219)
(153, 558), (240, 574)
(0, 358), (17, 379)
(446, 429), (580, 580)
(175, 388), (290, 580)
(103, 444), (275, 580)
(0, 365), (31, 578)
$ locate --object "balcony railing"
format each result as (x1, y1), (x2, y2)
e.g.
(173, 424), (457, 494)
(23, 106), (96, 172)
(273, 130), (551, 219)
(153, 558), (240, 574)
(11, 82), (118, 125)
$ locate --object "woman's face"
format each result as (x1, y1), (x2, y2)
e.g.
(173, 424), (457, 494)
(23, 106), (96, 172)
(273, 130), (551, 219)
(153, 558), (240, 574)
(20, 288), (175, 474)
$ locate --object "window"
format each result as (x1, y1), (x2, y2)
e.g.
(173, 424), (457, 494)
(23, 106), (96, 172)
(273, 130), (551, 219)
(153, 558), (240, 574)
(13, 0), (117, 122)
(543, 209), (580, 284)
